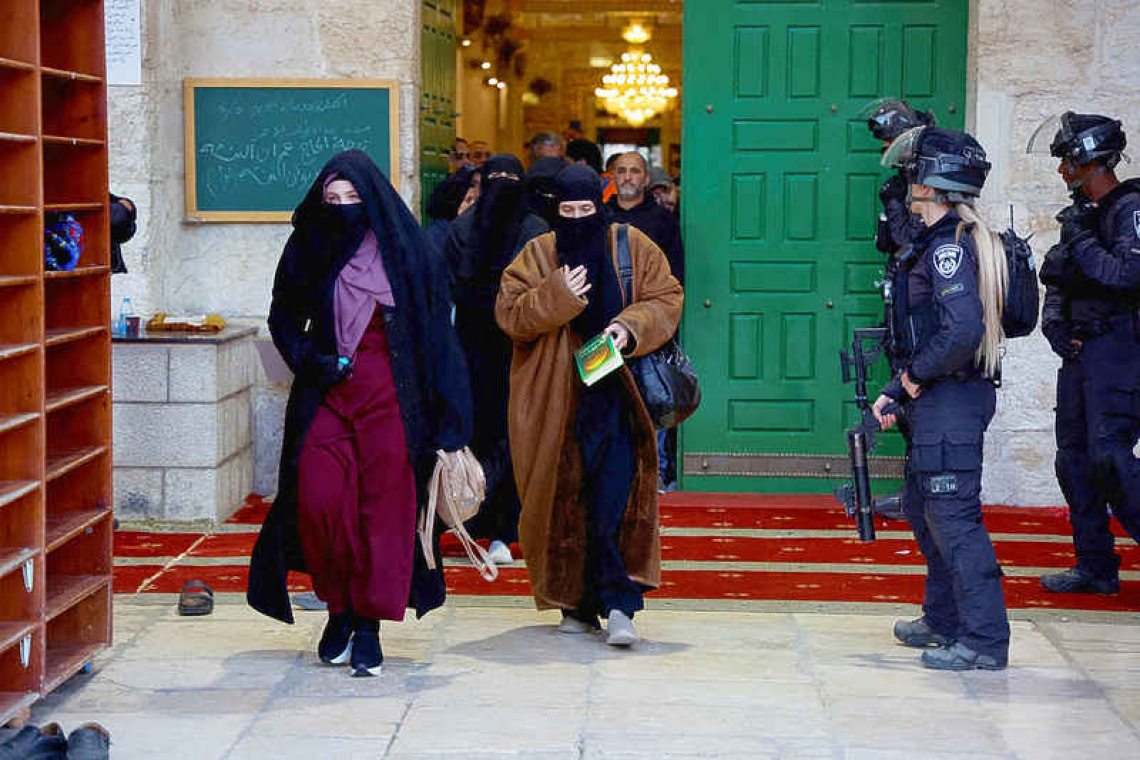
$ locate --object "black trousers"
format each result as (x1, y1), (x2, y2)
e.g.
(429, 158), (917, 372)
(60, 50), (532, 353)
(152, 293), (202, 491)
(1054, 317), (1140, 579)
(903, 378), (1009, 661)
(576, 380), (644, 619)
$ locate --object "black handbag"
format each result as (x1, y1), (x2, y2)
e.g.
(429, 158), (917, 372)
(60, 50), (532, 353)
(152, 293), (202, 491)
(615, 224), (701, 429)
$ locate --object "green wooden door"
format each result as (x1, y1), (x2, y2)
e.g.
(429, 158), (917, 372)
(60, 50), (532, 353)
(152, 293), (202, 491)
(420, 0), (457, 220)
(681, 0), (967, 493)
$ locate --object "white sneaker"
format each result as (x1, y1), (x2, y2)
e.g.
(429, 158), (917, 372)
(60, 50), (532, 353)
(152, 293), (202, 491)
(606, 610), (639, 647)
(487, 540), (513, 565)
(558, 613), (594, 634)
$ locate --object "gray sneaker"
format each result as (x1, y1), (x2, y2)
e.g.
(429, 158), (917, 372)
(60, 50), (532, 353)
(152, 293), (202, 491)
(893, 616), (953, 648)
(1041, 567), (1119, 595)
(921, 642), (1006, 671)
(606, 610), (639, 647)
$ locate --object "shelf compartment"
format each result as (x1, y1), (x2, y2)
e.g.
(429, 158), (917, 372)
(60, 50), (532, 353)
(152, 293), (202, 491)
(0, 482), (37, 511)
(40, 0), (106, 79)
(0, 140), (37, 209)
(0, 282), (40, 348)
(44, 265), (109, 280)
(45, 575), (106, 622)
(43, 142), (107, 209)
(44, 642), (103, 694)
(41, 72), (105, 143)
(0, 2), (38, 66)
(0, 560), (39, 625)
(0, 547), (35, 583)
(0, 412), (37, 436)
(44, 326), (105, 349)
(46, 509), (107, 554)
(0, 692), (38, 729)
(45, 386), (106, 415)
(45, 446), (107, 484)
(0, 61), (36, 136)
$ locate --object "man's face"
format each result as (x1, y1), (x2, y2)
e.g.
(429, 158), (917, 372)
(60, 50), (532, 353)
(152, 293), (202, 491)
(470, 142), (490, 166)
(449, 141), (470, 169)
(1057, 157), (1096, 190)
(613, 154), (648, 201)
(533, 141), (562, 159)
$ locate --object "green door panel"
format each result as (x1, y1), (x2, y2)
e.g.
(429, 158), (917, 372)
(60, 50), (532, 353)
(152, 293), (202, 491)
(420, 0), (456, 220)
(681, 0), (967, 493)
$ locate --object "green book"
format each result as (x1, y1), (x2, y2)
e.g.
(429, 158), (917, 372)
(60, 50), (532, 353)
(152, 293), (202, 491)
(574, 333), (624, 386)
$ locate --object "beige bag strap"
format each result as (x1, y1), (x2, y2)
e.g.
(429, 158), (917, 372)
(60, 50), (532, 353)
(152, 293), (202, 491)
(418, 450), (499, 582)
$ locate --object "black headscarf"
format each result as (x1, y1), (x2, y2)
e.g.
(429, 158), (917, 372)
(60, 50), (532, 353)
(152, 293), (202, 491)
(554, 164), (621, 337)
(526, 156), (566, 227)
(474, 154), (528, 272)
(426, 165), (476, 221)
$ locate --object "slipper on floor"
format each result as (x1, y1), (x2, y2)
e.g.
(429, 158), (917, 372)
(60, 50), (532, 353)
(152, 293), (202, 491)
(177, 579), (214, 616)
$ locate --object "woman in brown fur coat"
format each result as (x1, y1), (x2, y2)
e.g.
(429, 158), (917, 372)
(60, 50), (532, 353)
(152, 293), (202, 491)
(495, 165), (682, 646)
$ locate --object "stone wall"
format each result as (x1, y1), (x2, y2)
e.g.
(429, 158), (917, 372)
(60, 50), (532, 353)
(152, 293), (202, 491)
(967, 0), (1140, 505)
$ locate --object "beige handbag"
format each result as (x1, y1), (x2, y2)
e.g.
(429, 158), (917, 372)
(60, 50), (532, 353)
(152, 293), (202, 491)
(417, 447), (498, 581)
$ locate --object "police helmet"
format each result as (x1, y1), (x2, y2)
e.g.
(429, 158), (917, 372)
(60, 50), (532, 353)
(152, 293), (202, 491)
(1026, 111), (1127, 169)
(882, 126), (990, 203)
(859, 98), (937, 142)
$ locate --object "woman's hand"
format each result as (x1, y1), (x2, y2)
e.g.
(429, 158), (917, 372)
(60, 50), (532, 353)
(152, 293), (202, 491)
(901, 371), (922, 399)
(603, 321), (631, 352)
(872, 395), (899, 431)
(562, 265), (592, 299)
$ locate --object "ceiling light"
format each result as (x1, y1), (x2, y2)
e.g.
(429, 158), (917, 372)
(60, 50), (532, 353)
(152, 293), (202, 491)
(589, 56), (614, 69)
(481, 61), (491, 70)
(461, 39), (472, 47)
(496, 81), (506, 89)
(595, 50), (678, 126)
(622, 22), (650, 45)
(488, 77), (499, 85)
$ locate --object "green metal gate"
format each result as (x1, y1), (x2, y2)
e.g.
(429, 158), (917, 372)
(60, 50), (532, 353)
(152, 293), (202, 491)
(680, 0), (967, 492)
(420, 0), (457, 220)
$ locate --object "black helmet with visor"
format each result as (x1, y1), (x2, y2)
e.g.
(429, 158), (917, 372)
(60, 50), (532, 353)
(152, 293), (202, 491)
(1026, 111), (1126, 169)
(860, 98), (936, 143)
(882, 126), (991, 205)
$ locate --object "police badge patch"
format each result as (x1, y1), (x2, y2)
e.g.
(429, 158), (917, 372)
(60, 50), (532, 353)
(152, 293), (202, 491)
(934, 244), (963, 279)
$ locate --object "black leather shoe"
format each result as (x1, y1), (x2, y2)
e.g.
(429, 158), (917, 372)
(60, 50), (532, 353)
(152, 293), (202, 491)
(1041, 567), (1119, 594)
(66, 723), (110, 760)
(893, 616), (953, 648)
(350, 617), (383, 677)
(921, 642), (1006, 671)
(0, 723), (68, 760)
(318, 611), (353, 665)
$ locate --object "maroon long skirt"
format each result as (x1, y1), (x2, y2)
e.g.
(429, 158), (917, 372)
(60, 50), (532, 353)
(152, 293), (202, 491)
(297, 310), (417, 621)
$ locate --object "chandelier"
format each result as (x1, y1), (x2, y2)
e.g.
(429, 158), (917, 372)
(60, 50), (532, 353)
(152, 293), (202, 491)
(594, 50), (679, 126)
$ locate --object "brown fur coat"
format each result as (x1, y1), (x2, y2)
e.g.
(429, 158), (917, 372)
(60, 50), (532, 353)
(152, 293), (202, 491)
(495, 224), (683, 610)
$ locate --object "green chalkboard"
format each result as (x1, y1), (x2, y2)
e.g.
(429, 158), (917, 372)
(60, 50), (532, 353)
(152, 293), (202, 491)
(184, 78), (400, 222)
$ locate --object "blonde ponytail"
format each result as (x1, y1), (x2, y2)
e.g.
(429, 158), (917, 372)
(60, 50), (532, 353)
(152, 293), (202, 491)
(955, 203), (1007, 377)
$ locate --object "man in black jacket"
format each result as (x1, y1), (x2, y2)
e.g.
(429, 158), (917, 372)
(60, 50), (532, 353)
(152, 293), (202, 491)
(604, 152), (684, 285)
(1034, 111), (1140, 595)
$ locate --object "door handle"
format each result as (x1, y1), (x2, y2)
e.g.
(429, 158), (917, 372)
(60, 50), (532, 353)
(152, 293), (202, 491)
(826, 300), (835, 309)
(703, 299), (712, 308)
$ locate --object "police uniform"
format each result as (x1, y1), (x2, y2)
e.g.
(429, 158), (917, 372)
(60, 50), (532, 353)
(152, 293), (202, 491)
(883, 209), (1010, 663)
(1045, 178), (1140, 584)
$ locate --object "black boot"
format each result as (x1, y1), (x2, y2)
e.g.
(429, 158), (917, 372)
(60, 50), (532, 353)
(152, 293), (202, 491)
(318, 610), (354, 665)
(0, 723), (68, 760)
(349, 616), (383, 677)
(893, 616), (953, 648)
(1041, 567), (1119, 594)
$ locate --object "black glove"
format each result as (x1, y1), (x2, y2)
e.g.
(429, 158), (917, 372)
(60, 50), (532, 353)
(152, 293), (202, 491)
(1057, 203), (1094, 245)
(1042, 321), (1080, 361)
(314, 353), (353, 389)
(1039, 242), (1075, 287)
(879, 174), (907, 206)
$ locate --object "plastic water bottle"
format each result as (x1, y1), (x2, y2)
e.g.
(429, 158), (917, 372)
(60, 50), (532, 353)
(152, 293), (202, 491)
(117, 297), (136, 336)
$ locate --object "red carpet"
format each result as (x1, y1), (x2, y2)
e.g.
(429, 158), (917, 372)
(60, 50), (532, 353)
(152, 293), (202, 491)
(113, 493), (1140, 611)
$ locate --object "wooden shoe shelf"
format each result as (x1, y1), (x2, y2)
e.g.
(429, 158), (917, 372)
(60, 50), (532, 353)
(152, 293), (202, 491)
(0, 0), (113, 725)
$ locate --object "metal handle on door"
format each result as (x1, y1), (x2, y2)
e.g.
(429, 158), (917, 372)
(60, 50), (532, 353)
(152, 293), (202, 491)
(826, 300), (835, 309)
(704, 299), (712, 308)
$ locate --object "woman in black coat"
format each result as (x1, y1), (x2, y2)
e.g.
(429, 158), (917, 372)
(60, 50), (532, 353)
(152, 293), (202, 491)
(247, 150), (472, 677)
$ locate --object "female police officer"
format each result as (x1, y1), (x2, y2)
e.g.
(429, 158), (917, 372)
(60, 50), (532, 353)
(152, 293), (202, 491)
(873, 127), (1011, 670)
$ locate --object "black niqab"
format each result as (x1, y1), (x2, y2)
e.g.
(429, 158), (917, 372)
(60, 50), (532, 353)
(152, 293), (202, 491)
(475, 154), (528, 271)
(426, 165), (476, 221)
(553, 165), (621, 337)
(526, 156), (567, 227)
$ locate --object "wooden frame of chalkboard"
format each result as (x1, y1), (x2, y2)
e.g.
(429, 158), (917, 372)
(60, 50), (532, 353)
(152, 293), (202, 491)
(183, 78), (401, 222)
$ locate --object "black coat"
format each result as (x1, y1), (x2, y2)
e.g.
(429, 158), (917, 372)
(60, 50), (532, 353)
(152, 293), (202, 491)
(247, 151), (473, 625)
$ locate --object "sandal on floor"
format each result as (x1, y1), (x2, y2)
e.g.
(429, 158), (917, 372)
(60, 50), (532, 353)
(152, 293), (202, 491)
(177, 579), (214, 616)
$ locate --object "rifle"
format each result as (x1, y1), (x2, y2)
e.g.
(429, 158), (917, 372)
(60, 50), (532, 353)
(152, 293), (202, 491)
(834, 327), (903, 542)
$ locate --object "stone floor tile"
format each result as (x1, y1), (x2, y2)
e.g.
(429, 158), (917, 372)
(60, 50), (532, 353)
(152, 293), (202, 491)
(226, 733), (389, 759)
(581, 729), (787, 757)
(815, 662), (971, 699)
(964, 666), (1104, 701)
(824, 696), (1003, 754)
(1043, 621), (1140, 651)
(843, 750), (1010, 760)
(592, 648), (812, 683)
(35, 681), (273, 716)
(1105, 688), (1140, 729)
(590, 675), (822, 710)
(588, 702), (829, 741)
(250, 696), (407, 737)
(90, 654), (296, 691)
(412, 662), (590, 708)
(122, 620), (319, 660)
(1005, 628), (1070, 668)
(987, 702), (1135, 757)
(1065, 649), (1140, 673)
(28, 713), (252, 760)
(389, 705), (583, 755)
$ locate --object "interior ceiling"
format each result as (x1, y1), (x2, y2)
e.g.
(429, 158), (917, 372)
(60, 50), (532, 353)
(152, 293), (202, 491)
(512, 0), (682, 32)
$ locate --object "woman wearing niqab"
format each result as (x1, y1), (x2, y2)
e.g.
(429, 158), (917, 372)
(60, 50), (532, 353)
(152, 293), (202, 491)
(247, 150), (472, 677)
(443, 154), (548, 565)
